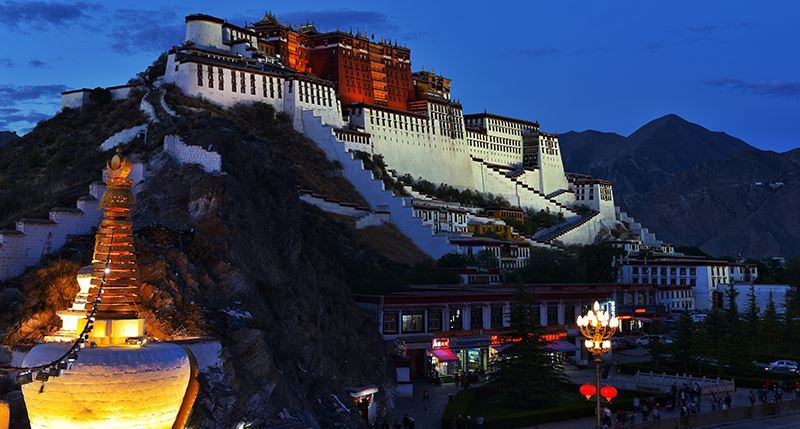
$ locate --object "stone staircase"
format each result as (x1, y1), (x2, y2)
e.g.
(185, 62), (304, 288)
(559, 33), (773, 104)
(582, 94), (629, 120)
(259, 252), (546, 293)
(534, 211), (601, 246)
(300, 110), (459, 259)
(472, 156), (580, 218)
(615, 206), (660, 246)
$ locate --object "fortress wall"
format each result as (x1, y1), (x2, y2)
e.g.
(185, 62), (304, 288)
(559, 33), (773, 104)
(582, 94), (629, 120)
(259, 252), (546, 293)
(99, 124), (148, 152)
(15, 221), (57, 267)
(301, 110), (457, 258)
(61, 91), (89, 110)
(0, 232), (26, 279)
(163, 135), (222, 173)
(299, 194), (370, 218)
(47, 210), (86, 250)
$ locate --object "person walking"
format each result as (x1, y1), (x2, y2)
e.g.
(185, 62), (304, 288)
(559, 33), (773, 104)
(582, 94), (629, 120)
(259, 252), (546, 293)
(724, 393), (732, 410)
(749, 390), (756, 406)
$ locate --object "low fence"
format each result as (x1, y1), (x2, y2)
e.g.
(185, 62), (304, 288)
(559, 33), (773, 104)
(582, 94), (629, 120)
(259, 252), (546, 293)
(629, 398), (800, 428)
(621, 371), (735, 395)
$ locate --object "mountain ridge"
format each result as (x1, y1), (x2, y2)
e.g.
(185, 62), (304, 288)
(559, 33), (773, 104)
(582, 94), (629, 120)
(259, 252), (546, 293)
(559, 114), (800, 258)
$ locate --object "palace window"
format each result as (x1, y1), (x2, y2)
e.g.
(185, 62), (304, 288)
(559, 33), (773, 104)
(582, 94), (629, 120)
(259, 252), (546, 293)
(449, 306), (463, 331)
(401, 311), (424, 334)
(277, 79), (282, 98)
(262, 76), (267, 97)
(231, 70), (236, 92)
(240, 72), (245, 93)
(197, 65), (203, 86)
(427, 309), (442, 332)
(250, 74), (256, 95)
(470, 305), (483, 330)
(490, 304), (504, 328)
(218, 68), (224, 90)
(547, 303), (559, 326)
(382, 312), (399, 334)
(208, 66), (214, 89)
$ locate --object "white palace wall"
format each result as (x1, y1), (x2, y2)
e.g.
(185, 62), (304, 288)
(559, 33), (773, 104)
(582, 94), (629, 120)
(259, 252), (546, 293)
(164, 54), (342, 130)
(347, 107), (476, 189)
(300, 110), (458, 258)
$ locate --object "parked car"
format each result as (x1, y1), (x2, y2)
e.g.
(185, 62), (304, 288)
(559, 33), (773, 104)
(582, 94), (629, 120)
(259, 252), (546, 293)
(635, 335), (673, 347)
(611, 338), (634, 350)
(690, 313), (707, 323)
(767, 360), (799, 373)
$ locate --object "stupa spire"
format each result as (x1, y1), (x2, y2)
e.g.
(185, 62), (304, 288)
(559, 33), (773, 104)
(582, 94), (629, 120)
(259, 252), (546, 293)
(86, 149), (141, 320)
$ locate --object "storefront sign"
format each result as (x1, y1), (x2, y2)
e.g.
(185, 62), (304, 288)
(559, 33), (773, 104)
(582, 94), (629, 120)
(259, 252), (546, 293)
(432, 338), (449, 350)
(449, 335), (491, 349)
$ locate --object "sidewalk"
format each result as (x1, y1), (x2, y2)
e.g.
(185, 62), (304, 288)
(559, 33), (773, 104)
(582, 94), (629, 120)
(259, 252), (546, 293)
(390, 381), (460, 428)
(531, 389), (790, 429)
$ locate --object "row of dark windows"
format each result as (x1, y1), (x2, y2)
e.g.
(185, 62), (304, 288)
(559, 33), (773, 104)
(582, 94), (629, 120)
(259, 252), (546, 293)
(196, 65), (283, 99)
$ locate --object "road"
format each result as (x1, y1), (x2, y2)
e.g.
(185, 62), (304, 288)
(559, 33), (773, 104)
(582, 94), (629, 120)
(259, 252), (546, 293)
(710, 413), (800, 428)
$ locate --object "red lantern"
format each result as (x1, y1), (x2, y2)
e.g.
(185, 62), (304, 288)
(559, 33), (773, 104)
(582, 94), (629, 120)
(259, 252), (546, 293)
(600, 385), (618, 402)
(579, 383), (596, 400)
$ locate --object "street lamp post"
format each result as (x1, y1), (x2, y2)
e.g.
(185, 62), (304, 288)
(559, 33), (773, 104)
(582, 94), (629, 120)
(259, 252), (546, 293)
(577, 301), (619, 429)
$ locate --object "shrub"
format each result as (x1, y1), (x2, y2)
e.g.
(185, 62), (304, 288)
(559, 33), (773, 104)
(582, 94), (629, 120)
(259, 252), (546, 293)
(89, 87), (113, 106)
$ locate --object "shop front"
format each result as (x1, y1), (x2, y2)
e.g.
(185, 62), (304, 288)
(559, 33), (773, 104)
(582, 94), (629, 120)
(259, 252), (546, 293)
(429, 333), (494, 379)
(616, 305), (664, 333)
(348, 385), (379, 425)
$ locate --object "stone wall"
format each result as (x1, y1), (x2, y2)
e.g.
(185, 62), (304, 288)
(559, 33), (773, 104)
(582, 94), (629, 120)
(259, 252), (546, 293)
(163, 135), (222, 174)
(99, 124), (148, 152)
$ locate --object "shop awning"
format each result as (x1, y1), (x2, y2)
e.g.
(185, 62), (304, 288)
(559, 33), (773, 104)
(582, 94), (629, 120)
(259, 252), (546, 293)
(545, 340), (579, 352)
(491, 344), (512, 353)
(432, 349), (459, 362)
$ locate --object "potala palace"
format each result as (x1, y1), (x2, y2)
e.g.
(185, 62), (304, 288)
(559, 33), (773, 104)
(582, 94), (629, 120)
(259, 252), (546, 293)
(160, 13), (669, 253)
(4, 11), (676, 281)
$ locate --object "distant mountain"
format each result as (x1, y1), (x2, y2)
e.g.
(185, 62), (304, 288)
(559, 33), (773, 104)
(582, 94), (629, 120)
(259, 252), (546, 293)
(0, 131), (18, 148)
(560, 114), (755, 207)
(560, 115), (800, 258)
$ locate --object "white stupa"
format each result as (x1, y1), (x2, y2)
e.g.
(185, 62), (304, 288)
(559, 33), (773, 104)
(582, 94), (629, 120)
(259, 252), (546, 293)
(21, 151), (199, 429)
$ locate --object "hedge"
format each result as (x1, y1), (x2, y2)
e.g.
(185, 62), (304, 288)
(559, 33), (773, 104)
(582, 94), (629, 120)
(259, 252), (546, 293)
(441, 384), (668, 429)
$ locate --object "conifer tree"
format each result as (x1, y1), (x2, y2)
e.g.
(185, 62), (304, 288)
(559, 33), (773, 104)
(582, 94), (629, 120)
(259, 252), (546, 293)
(673, 310), (694, 371)
(492, 286), (567, 406)
(744, 284), (760, 355)
(761, 291), (781, 356)
(723, 283), (751, 369)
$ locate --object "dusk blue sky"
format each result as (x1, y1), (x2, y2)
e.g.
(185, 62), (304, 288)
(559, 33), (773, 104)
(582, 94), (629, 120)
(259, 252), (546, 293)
(0, 0), (798, 152)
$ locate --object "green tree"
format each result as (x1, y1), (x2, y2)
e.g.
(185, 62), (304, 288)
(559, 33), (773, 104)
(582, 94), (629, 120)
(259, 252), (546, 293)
(492, 286), (567, 406)
(88, 87), (112, 106)
(672, 311), (694, 371)
(476, 249), (498, 270)
(761, 292), (781, 355)
(697, 310), (727, 375)
(723, 283), (751, 369)
(577, 244), (625, 283)
(744, 285), (760, 355)
(506, 248), (585, 283)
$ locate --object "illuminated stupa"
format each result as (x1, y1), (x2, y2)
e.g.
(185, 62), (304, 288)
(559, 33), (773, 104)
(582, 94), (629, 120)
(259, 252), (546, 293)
(21, 151), (198, 429)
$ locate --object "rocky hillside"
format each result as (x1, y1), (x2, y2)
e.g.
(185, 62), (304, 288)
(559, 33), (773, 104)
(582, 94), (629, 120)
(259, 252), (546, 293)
(0, 131), (17, 148)
(560, 115), (800, 258)
(0, 86), (430, 428)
